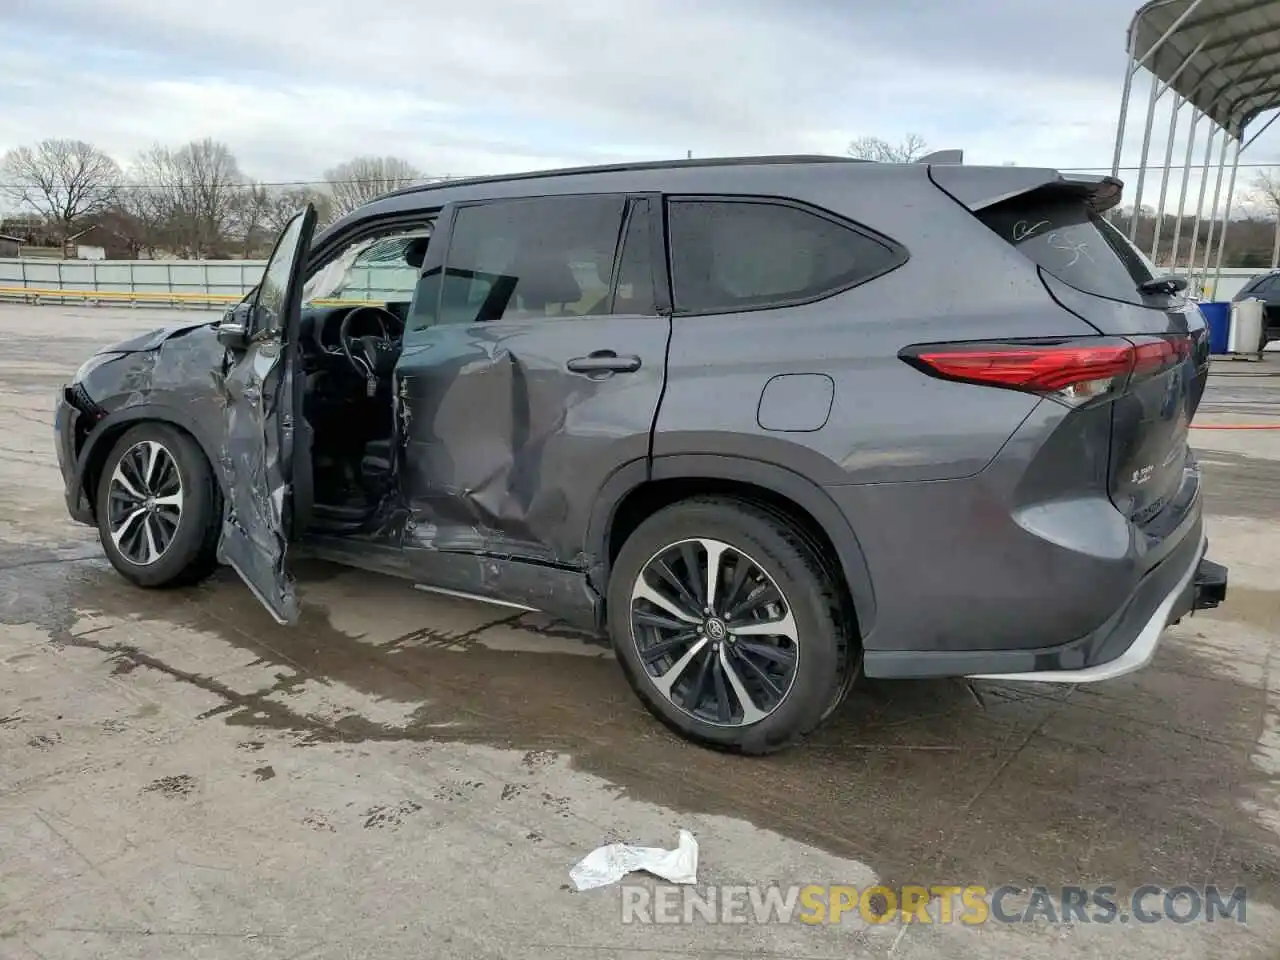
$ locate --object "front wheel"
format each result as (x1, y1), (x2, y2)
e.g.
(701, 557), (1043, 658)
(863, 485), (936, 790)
(95, 423), (221, 589)
(607, 497), (852, 754)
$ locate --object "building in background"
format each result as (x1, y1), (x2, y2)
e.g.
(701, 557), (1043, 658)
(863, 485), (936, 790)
(0, 234), (22, 258)
(63, 224), (137, 260)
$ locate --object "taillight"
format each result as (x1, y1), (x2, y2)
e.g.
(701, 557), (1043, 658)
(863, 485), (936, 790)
(1130, 335), (1192, 380)
(900, 335), (1191, 407)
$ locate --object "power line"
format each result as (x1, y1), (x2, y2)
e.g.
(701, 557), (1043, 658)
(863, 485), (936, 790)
(0, 176), (460, 192)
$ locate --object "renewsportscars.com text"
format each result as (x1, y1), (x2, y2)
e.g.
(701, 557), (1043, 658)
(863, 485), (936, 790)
(620, 883), (1248, 926)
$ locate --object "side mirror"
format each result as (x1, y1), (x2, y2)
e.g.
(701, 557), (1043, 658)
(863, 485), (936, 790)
(216, 321), (250, 350)
(217, 300), (255, 350)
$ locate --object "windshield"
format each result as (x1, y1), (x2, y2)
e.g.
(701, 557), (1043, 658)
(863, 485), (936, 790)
(302, 228), (432, 305)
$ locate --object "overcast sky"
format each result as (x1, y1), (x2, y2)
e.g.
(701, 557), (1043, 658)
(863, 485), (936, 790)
(3, 0), (1280, 196)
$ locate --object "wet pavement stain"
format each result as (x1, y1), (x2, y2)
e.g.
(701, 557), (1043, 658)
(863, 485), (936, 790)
(433, 780), (484, 802)
(1200, 451), (1280, 520)
(3, 534), (1280, 913)
(362, 801), (423, 829)
(143, 774), (197, 798)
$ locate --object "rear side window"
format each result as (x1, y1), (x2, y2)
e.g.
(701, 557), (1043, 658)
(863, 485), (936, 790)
(976, 190), (1162, 306)
(666, 198), (903, 314)
(432, 194), (626, 325)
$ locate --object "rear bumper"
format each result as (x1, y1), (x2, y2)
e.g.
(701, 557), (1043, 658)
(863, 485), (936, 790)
(967, 530), (1222, 683)
(863, 515), (1227, 681)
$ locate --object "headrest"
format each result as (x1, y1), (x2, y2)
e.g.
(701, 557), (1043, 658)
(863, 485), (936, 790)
(404, 236), (430, 270)
(511, 254), (582, 308)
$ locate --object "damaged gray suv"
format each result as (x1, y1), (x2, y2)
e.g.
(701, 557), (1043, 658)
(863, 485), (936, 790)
(55, 156), (1229, 754)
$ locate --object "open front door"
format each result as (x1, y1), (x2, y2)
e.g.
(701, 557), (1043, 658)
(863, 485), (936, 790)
(214, 204), (317, 624)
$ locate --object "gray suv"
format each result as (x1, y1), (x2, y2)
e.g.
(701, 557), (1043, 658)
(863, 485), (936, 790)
(53, 156), (1228, 753)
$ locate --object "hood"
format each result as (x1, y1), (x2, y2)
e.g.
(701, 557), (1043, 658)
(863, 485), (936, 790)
(106, 319), (217, 354)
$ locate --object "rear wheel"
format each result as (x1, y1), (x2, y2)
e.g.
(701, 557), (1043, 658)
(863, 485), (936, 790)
(607, 497), (851, 754)
(95, 423), (220, 588)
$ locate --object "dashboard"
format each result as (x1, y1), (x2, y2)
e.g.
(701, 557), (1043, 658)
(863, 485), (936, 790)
(300, 302), (408, 360)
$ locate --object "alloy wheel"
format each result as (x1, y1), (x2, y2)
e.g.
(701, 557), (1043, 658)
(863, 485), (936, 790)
(629, 538), (800, 727)
(107, 440), (184, 566)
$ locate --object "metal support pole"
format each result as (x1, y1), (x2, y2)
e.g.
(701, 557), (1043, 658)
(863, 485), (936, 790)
(1199, 134), (1232, 296)
(1128, 71), (1164, 242)
(1211, 138), (1242, 297)
(1110, 52), (1137, 179)
(1151, 95), (1184, 262)
(1169, 108), (1201, 273)
(1271, 218), (1280, 269)
(1186, 126), (1218, 284)
(1242, 110), (1280, 152)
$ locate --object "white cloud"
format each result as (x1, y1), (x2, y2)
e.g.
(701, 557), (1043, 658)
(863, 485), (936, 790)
(2, 0), (1280, 208)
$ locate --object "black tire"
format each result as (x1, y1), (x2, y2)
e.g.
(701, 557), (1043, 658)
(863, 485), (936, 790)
(95, 422), (221, 589)
(607, 496), (852, 754)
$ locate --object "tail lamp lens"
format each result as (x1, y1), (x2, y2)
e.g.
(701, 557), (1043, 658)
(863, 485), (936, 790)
(901, 336), (1191, 407)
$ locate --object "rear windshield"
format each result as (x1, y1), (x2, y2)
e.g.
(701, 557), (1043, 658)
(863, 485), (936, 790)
(977, 189), (1163, 306)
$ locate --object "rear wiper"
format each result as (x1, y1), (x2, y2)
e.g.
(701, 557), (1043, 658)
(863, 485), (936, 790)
(1139, 274), (1188, 296)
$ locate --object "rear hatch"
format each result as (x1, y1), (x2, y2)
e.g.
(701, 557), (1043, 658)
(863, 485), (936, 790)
(931, 167), (1209, 534)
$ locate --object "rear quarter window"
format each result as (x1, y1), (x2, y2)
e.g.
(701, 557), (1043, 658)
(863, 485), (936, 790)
(977, 190), (1165, 307)
(665, 198), (904, 314)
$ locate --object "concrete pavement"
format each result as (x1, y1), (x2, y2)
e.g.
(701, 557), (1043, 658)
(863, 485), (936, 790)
(2, 304), (1279, 959)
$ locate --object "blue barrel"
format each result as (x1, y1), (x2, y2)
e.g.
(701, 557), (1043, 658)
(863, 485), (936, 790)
(1199, 302), (1231, 355)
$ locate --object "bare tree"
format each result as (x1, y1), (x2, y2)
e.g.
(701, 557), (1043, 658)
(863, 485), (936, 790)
(120, 147), (176, 257)
(1253, 169), (1280, 269)
(126, 139), (245, 257)
(0, 139), (123, 238)
(266, 186), (333, 233)
(324, 156), (422, 217)
(847, 134), (930, 163)
(229, 183), (274, 257)
(178, 139), (245, 256)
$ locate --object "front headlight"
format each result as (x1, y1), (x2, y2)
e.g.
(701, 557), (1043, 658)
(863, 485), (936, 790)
(74, 352), (125, 383)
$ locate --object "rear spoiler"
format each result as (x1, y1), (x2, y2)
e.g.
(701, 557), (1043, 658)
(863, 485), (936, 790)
(928, 166), (1125, 214)
(916, 150), (964, 164)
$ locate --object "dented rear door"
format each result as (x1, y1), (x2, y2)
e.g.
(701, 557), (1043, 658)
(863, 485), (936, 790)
(393, 193), (669, 566)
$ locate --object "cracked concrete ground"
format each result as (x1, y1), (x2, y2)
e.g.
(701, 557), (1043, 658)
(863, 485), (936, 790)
(2, 304), (1280, 959)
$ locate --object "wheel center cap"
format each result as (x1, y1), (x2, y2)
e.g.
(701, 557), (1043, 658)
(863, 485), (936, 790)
(704, 617), (727, 641)
(143, 496), (156, 511)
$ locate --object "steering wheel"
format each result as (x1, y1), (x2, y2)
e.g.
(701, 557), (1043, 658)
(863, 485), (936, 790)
(338, 305), (402, 388)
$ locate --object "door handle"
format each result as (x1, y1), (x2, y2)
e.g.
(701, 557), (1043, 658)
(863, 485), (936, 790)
(566, 351), (642, 374)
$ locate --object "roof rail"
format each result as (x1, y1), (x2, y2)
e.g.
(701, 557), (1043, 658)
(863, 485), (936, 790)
(384, 154), (867, 200)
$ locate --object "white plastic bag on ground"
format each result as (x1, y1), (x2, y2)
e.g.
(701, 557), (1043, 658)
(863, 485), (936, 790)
(569, 829), (699, 891)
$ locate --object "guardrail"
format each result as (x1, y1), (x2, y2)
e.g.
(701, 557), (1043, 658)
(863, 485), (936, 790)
(0, 257), (266, 299)
(0, 287), (390, 312)
(0, 285), (240, 308)
(0, 257), (420, 309)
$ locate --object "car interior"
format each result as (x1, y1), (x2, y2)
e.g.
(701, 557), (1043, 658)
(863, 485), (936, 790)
(293, 209), (649, 537)
(297, 229), (430, 533)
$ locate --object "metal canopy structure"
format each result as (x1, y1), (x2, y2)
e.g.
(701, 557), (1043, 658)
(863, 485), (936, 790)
(1113, 0), (1280, 295)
